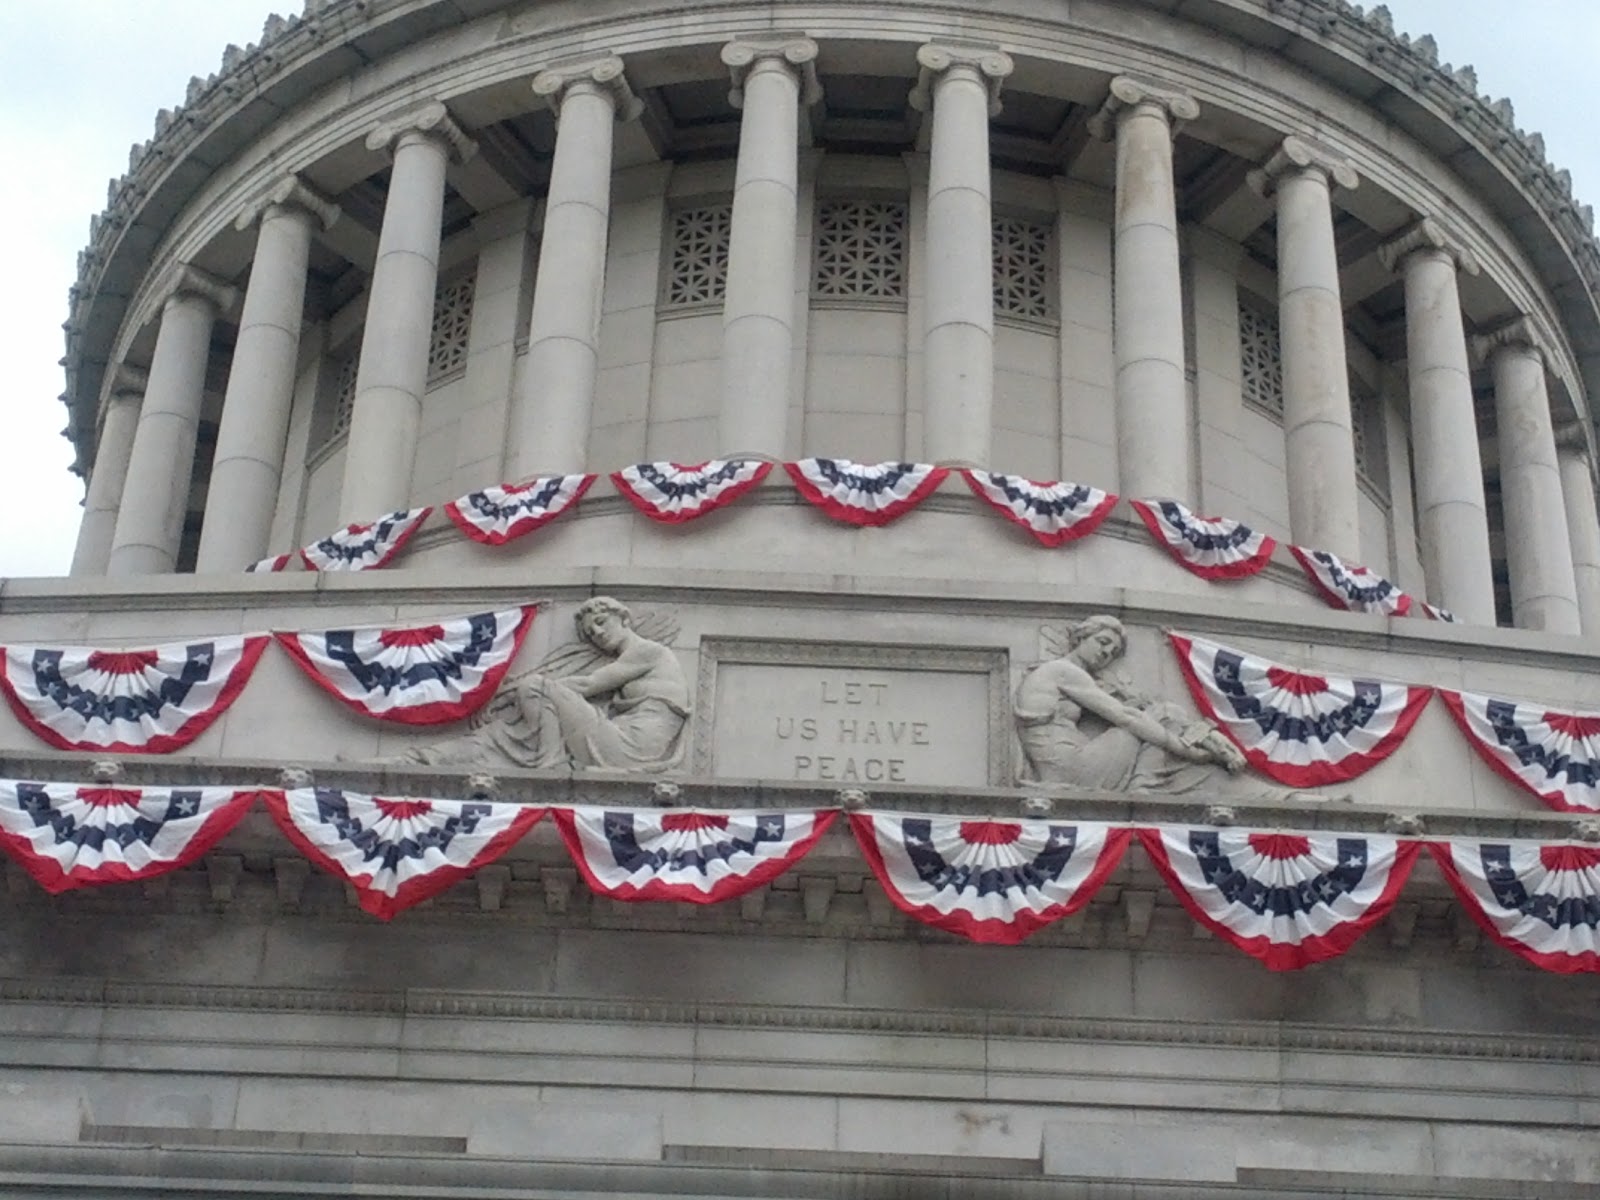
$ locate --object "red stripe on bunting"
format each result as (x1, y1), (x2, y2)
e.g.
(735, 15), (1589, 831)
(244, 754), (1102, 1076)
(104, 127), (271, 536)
(784, 459), (949, 526)
(959, 471), (1118, 547)
(1427, 840), (1600, 973)
(1130, 499), (1276, 580)
(1289, 546), (1414, 616)
(300, 507), (432, 572)
(1439, 690), (1600, 813)
(610, 460), (773, 523)
(444, 474), (596, 546)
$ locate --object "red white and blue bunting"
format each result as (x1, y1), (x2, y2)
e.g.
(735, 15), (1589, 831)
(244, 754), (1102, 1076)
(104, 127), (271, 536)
(444, 475), (595, 545)
(1289, 546), (1413, 617)
(264, 787), (544, 920)
(245, 553), (294, 574)
(1137, 827), (1419, 969)
(0, 636), (268, 754)
(1440, 691), (1600, 813)
(275, 607), (536, 725)
(611, 460), (773, 523)
(785, 459), (949, 526)
(1420, 602), (1457, 623)
(960, 471), (1118, 547)
(300, 506), (432, 572)
(1130, 499), (1276, 580)
(0, 781), (256, 893)
(552, 806), (835, 903)
(849, 813), (1130, 944)
(1429, 840), (1600, 973)
(1169, 633), (1431, 787)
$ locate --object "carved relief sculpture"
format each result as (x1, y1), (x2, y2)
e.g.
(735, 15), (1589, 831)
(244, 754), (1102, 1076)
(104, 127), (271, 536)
(400, 597), (690, 772)
(1015, 615), (1325, 800)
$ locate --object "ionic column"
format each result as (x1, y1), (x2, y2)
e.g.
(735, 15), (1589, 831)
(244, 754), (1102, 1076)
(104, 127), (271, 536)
(108, 267), (238, 576)
(1378, 219), (1496, 624)
(909, 43), (1013, 466)
(70, 367), (145, 576)
(1089, 77), (1200, 502)
(506, 56), (640, 479)
(717, 37), (820, 460)
(1250, 136), (1362, 558)
(196, 178), (339, 571)
(1555, 425), (1600, 634)
(338, 103), (475, 523)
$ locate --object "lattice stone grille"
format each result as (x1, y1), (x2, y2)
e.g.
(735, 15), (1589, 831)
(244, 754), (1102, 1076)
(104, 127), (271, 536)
(1239, 301), (1284, 418)
(329, 349), (359, 441)
(992, 215), (1052, 320)
(812, 200), (908, 300)
(1351, 379), (1380, 485)
(428, 276), (475, 381)
(665, 203), (733, 307)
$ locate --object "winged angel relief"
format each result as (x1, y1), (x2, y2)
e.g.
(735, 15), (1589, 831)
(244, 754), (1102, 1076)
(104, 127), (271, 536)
(398, 597), (691, 772)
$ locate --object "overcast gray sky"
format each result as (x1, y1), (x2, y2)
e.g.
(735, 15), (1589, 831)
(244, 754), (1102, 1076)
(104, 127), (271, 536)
(1, 1), (1595, 578)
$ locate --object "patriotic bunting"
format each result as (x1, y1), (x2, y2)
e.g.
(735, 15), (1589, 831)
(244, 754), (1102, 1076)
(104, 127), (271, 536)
(1131, 499), (1276, 580)
(1289, 546), (1413, 616)
(246, 553), (293, 573)
(1420, 602), (1457, 623)
(0, 780), (256, 893)
(275, 607), (535, 725)
(300, 506), (432, 572)
(1138, 827), (1419, 969)
(552, 806), (835, 903)
(849, 813), (1130, 943)
(264, 787), (543, 920)
(0, 636), (267, 754)
(1440, 691), (1600, 813)
(960, 471), (1118, 547)
(785, 458), (949, 526)
(611, 460), (773, 523)
(1429, 840), (1600, 973)
(1169, 633), (1431, 786)
(444, 475), (595, 545)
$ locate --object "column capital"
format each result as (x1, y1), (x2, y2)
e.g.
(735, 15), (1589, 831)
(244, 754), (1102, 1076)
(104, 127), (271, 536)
(1087, 76), (1200, 141)
(235, 174), (341, 233)
(1470, 315), (1548, 370)
(107, 362), (149, 398)
(1247, 134), (1358, 198)
(722, 36), (822, 108)
(1377, 217), (1480, 276)
(908, 42), (1013, 117)
(364, 100), (477, 164)
(157, 263), (239, 318)
(531, 53), (644, 122)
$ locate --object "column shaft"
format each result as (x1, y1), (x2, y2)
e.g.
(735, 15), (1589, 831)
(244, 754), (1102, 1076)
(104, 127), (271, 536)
(508, 75), (623, 478)
(338, 128), (452, 522)
(718, 43), (812, 459)
(69, 388), (142, 575)
(107, 292), (219, 576)
(1400, 246), (1496, 623)
(921, 64), (998, 464)
(196, 201), (318, 570)
(1489, 340), (1580, 631)
(1558, 445), (1600, 634)
(1267, 153), (1361, 557)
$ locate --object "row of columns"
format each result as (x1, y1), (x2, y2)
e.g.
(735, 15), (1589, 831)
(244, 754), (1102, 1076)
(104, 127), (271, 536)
(68, 50), (1600, 639)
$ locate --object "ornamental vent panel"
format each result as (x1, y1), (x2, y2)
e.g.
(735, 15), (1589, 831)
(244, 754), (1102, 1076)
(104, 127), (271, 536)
(1239, 301), (1284, 419)
(991, 215), (1052, 321)
(329, 348), (359, 442)
(664, 202), (733, 309)
(427, 276), (475, 382)
(812, 200), (909, 302)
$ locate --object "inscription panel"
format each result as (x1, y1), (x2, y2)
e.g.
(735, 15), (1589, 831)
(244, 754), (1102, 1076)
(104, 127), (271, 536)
(696, 641), (1009, 787)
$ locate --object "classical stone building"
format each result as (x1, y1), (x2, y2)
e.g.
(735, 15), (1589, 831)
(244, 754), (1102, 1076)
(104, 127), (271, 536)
(6, 0), (1600, 1195)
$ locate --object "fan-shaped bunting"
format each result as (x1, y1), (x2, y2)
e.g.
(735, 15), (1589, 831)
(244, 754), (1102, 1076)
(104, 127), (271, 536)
(263, 788), (544, 920)
(552, 806), (835, 903)
(1429, 839), (1600, 973)
(245, 553), (293, 573)
(960, 471), (1118, 547)
(1130, 499), (1276, 579)
(611, 460), (772, 523)
(1289, 546), (1413, 616)
(300, 506), (432, 571)
(849, 813), (1130, 943)
(1420, 602), (1457, 623)
(275, 607), (535, 725)
(1440, 691), (1600, 813)
(1168, 633), (1430, 786)
(1137, 827), (1419, 969)
(444, 475), (595, 545)
(785, 458), (949, 526)
(0, 780), (257, 893)
(0, 636), (267, 754)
